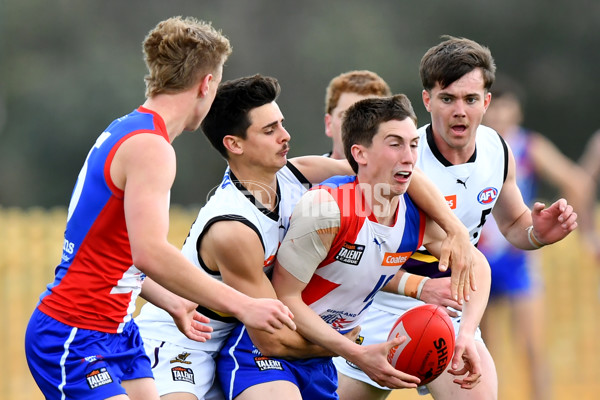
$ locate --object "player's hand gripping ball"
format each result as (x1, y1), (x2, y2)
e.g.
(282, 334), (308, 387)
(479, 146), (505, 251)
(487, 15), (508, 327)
(387, 304), (455, 385)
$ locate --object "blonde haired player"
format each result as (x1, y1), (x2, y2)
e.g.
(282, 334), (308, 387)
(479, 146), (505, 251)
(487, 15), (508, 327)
(24, 17), (296, 400)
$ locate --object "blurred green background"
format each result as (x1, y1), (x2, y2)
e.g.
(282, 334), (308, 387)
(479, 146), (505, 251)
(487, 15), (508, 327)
(1, 0), (598, 208)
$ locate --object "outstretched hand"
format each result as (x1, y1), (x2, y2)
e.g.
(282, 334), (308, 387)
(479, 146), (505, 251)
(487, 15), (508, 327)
(531, 199), (578, 245)
(437, 228), (476, 304)
(172, 299), (213, 342)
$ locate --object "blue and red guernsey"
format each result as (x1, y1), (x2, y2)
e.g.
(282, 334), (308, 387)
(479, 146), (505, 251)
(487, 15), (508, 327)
(37, 107), (168, 333)
(299, 176), (426, 332)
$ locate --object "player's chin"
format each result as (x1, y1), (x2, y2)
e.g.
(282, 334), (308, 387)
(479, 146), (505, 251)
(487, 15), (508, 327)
(270, 159), (286, 172)
(391, 182), (410, 196)
(392, 175), (411, 193)
(185, 122), (203, 133)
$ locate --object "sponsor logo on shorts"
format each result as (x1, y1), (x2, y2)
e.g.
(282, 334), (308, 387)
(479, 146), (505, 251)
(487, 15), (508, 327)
(170, 352), (192, 364)
(171, 366), (195, 384)
(86, 367), (113, 389)
(335, 242), (365, 265)
(83, 355), (102, 363)
(254, 356), (284, 371)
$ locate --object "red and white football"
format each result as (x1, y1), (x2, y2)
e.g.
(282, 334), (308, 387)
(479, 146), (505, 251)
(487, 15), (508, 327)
(387, 304), (455, 385)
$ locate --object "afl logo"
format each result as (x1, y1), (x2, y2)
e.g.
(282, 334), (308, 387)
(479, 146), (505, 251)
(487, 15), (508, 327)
(477, 187), (498, 204)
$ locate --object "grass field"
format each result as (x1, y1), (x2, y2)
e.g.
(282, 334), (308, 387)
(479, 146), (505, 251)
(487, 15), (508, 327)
(1, 205), (598, 400)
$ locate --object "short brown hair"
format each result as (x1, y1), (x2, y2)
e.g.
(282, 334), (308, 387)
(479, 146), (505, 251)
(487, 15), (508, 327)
(342, 95), (417, 173)
(420, 35), (496, 92)
(143, 16), (232, 97)
(325, 70), (392, 114)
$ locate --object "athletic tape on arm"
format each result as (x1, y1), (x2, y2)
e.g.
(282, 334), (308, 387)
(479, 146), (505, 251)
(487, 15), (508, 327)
(277, 189), (341, 283)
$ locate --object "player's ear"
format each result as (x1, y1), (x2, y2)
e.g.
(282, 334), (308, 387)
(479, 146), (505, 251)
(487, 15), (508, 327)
(483, 91), (492, 112)
(422, 90), (432, 112)
(223, 135), (243, 155)
(351, 143), (367, 168)
(324, 113), (333, 138)
(198, 73), (213, 98)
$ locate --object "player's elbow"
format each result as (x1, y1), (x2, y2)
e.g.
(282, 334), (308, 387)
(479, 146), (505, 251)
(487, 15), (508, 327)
(252, 335), (290, 358)
(130, 242), (166, 276)
(249, 328), (304, 358)
(131, 251), (154, 274)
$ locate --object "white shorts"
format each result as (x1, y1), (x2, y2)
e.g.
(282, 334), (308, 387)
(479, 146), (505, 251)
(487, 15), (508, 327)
(332, 302), (483, 396)
(143, 337), (224, 400)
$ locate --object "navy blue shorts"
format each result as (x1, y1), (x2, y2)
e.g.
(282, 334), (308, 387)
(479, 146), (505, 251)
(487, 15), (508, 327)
(25, 308), (153, 400)
(217, 323), (338, 400)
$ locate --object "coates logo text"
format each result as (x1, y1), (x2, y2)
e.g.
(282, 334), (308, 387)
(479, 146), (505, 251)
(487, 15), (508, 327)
(477, 187), (498, 205)
(381, 252), (412, 267)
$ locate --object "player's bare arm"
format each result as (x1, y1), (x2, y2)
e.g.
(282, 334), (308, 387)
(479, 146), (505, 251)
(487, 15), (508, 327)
(289, 155), (353, 183)
(530, 132), (599, 256)
(408, 168), (475, 303)
(580, 129), (600, 179)
(382, 220), (465, 313)
(200, 219), (332, 359)
(115, 133), (295, 334)
(140, 277), (212, 342)
(420, 217), (490, 388)
(493, 147), (577, 249)
(383, 268), (462, 317)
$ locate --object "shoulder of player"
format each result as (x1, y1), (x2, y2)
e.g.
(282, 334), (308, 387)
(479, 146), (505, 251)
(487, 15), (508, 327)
(202, 219), (263, 252)
(112, 132), (175, 190)
(292, 188), (341, 222)
(477, 124), (506, 144)
(201, 219), (267, 278)
(117, 131), (174, 163)
(288, 155), (352, 183)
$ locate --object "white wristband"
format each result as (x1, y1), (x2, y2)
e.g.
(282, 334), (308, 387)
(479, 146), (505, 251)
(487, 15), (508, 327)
(527, 225), (546, 249)
(416, 277), (430, 300)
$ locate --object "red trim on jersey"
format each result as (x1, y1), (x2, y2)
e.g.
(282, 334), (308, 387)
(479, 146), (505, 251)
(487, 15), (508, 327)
(104, 132), (135, 198)
(137, 106), (169, 142)
(301, 274), (342, 306)
(104, 128), (170, 198)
